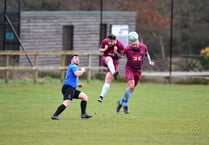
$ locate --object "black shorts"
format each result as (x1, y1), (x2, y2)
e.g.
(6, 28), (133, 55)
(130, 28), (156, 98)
(62, 85), (81, 101)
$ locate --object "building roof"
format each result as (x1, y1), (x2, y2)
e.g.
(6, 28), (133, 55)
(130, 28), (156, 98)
(21, 11), (137, 17)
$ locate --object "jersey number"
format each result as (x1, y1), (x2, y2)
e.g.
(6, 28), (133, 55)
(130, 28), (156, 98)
(133, 56), (142, 61)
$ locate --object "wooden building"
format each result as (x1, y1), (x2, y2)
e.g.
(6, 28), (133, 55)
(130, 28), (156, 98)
(20, 11), (137, 73)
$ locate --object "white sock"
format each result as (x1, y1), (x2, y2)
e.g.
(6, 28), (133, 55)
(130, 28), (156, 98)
(107, 61), (115, 75)
(100, 83), (110, 98)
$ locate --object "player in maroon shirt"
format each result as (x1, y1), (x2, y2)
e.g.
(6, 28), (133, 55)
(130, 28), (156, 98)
(97, 34), (124, 103)
(116, 32), (154, 114)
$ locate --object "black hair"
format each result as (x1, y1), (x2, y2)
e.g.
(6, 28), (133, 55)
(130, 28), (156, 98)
(107, 34), (116, 40)
(70, 54), (79, 61)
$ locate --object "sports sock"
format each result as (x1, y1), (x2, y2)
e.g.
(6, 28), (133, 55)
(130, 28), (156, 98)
(119, 89), (132, 106)
(80, 100), (87, 114)
(53, 104), (66, 116)
(100, 83), (110, 98)
(107, 61), (115, 75)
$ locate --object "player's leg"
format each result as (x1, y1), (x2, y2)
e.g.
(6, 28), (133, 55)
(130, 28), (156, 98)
(51, 99), (71, 120)
(122, 71), (141, 114)
(116, 69), (134, 113)
(116, 88), (132, 113)
(113, 61), (119, 80)
(133, 71), (141, 88)
(51, 85), (74, 120)
(120, 80), (134, 114)
(105, 56), (115, 76)
(98, 72), (112, 102)
(77, 91), (92, 119)
(106, 57), (119, 80)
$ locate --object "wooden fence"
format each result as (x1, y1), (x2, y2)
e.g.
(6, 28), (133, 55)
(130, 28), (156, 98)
(0, 51), (105, 83)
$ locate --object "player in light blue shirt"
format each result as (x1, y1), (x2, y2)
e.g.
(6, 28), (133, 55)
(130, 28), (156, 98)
(51, 55), (92, 120)
(64, 63), (79, 88)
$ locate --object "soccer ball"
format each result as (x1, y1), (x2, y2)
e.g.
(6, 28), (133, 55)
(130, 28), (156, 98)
(128, 31), (139, 42)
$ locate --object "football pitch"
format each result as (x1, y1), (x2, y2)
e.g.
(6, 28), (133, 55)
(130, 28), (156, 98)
(0, 80), (208, 145)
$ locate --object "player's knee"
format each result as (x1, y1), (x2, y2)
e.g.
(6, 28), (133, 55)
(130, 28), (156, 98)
(130, 88), (134, 92)
(105, 57), (113, 63)
(82, 94), (88, 100)
(128, 84), (135, 91)
(63, 100), (71, 107)
(105, 74), (113, 83)
(105, 78), (112, 83)
(82, 96), (88, 101)
(105, 79), (112, 84)
(79, 92), (88, 101)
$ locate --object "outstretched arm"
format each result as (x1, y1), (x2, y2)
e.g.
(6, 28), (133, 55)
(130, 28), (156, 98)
(140, 36), (154, 66)
(147, 52), (155, 66)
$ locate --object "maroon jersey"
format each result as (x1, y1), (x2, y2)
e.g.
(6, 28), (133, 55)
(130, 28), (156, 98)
(100, 38), (124, 61)
(124, 43), (148, 71)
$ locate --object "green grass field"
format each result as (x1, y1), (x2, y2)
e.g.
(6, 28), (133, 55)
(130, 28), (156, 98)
(0, 79), (209, 145)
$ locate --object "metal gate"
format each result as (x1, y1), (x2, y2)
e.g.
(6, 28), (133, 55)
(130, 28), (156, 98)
(0, 0), (20, 51)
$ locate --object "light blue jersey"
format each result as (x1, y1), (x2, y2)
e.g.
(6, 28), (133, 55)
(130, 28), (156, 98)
(64, 63), (79, 88)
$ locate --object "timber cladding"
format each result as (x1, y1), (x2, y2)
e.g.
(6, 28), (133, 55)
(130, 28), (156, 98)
(20, 11), (136, 72)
